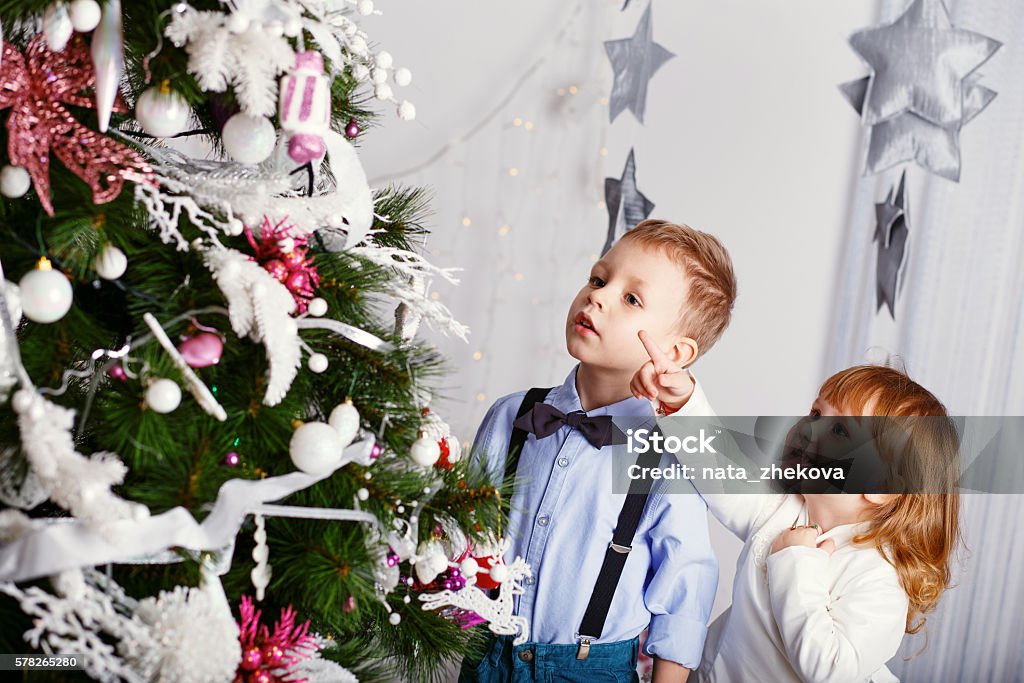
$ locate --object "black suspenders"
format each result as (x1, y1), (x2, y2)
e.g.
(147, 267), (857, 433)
(505, 388), (661, 659)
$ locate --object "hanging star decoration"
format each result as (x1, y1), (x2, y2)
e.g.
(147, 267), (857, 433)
(874, 171), (910, 318)
(604, 4), (674, 124)
(0, 35), (152, 215)
(842, 0), (1001, 181)
(602, 148), (655, 255)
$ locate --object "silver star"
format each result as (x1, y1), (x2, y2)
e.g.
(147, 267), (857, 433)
(602, 149), (655, 255)
(874, 171), (910, 317)
(604, 4), (674, 124)
(848, 0), (1000, 127)
(840, 75), (996, 180)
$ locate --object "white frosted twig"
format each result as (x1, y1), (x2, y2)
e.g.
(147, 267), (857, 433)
(142, 313), (228, 421)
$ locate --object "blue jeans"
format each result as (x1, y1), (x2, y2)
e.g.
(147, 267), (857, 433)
(458, 634), (640, 683)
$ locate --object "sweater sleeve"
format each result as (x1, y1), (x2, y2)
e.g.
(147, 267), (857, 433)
(766, 546), (909, 683)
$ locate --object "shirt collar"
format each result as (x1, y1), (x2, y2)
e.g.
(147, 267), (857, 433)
(818, 520), (873, 550)
(549, 364), (654, 419)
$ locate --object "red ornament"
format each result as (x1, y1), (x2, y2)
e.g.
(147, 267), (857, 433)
(0, 35), (153, 216)
(244, 217), (321, 314)
(473, 554), (501, 591)
(434, 437), (454, 470)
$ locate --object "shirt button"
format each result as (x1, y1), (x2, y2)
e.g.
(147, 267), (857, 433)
(537, 515), (550, 526)
(558, 458), (569, 467)
(518, 650), (534, 662)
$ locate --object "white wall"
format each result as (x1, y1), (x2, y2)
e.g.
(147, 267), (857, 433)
(359, 0), (878, 627)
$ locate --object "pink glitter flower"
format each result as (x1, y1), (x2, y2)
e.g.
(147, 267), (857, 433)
(236, 595), (319, 683)
(0, 35), (153, 215)
(244, 217), (321, 314)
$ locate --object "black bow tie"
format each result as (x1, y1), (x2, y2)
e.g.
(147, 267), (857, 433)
(513, 403), (614, 449)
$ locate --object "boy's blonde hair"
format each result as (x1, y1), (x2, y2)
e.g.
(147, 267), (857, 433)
(820, 365), (961, 635)
(620, 219), (737, 357)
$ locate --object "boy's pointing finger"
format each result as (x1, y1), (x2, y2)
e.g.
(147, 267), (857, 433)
(638, 330), (677, 374)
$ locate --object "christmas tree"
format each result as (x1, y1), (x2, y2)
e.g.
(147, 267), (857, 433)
(0, 2), (517, 681)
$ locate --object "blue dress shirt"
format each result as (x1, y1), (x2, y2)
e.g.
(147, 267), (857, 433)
(470, 365), (718, 669)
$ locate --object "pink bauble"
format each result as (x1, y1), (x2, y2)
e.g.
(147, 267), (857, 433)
(248, 671), (273, 683)
(240, 645), (263, 671)
(107, 364), (128, 382)
(262, 643), (285, 667)
(285, 271), (311, 296)
(263, 259), (289, 282)
(280, 248), (307, 269)
(177, 332), (224, 368)
(288, 133), (327, 165)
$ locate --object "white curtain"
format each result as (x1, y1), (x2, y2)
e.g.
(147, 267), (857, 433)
(826, 0), (1024, 678)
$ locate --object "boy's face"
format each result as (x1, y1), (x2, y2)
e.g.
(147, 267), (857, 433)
(565, 238), (692, 373)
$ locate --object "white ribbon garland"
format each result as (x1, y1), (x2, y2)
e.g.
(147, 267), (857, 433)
(0, 438), (378, 583)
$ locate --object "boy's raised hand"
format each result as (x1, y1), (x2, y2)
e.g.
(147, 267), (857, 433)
(631, 330), (695, 412)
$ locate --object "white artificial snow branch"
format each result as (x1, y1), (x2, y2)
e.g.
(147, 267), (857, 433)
(11, 390), (148, 533)
(202, 246), (303, 406)
(166, 6), (295, 117)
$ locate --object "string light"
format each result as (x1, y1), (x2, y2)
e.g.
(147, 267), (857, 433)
(461, 216), (472, 226)
(508, 167), (519, 177)
(472, 351), (483, 361)
(430, 292), (441, 301)
(568, 85), (578, 95)
(476, 393), (486, 402)
(597, 201), (606, 209)
(599, 96), (609, 106)
(531, 297), (541, 305)
(498, 224), (510, 236)
(556, 87), (566, 96)
(514, 273), (524, 281)
(524, 121), (534, 131)
(513, 117), (523, 126)
(599, 147), (608, 157)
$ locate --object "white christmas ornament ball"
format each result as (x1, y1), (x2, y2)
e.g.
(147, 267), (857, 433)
(307, 297), (328, 317)
(409, 433), (441, 467)
(389, 612), (401, 625)
(222, 113), (276, 165)
(328, 399), (360, 448)
(357, 487), (369, 501)
(357, 0), (374, 16)
(93, 244), (128, 280)
(459, 557), (480, 577)
(289, 421), (342, 475)
(488, 563), (509, 584)
(394, 67), (412, 87)
(397, 100), (416, 121)
(69, 0), (102, 32)
(308, 353), (328, 373)
(370, 67), (388, 84)
(136, 85), (191, 138)
(19, 262), (73, 324)
(146, 379), (182, 414)
(375, 84), (393, 101)
(1, 165), (31, 198)
(375, 51), (393, 69)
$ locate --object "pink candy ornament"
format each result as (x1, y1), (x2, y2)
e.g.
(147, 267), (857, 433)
(279, 51), (331, 165)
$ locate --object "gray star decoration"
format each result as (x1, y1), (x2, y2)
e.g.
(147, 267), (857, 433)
(842, 0), (1001, 181)
(604, 4), (675, 124)
(602, 149), (655, 255)
(874, 171), (910, 318)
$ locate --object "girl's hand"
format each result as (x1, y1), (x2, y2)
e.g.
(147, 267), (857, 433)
(771, 525), (836, 556)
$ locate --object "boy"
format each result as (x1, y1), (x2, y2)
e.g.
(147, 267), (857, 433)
(462, 220), (737, 682)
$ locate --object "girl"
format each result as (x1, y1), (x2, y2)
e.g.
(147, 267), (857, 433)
(693, 365), (960, 683)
